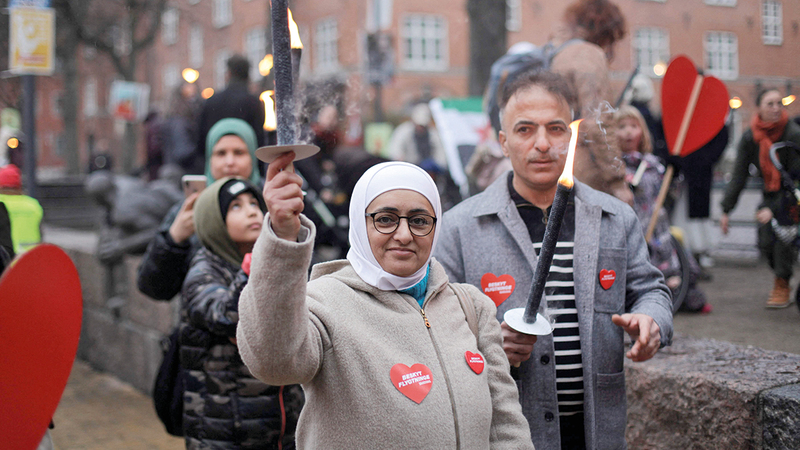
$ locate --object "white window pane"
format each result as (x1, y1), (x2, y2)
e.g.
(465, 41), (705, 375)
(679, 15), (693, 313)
(401, 14), (448, 71)
(189, 25), (204, 68)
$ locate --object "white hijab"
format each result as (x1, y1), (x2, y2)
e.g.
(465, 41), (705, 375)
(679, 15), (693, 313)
(347, 162), (443, 291)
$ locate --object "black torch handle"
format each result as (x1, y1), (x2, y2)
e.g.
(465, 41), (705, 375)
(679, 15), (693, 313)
(523, 182), (572, 323)
(271, 0), (295, 146)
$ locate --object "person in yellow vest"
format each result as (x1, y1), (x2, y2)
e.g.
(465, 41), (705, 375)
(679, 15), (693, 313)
(0, 164), (43, 254)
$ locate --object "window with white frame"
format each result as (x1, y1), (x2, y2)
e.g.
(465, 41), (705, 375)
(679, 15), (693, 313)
(162, 8), (179, 45)
(315, 18), (339, 73)
(633, 27), (669, 76)
(704, 31), (738, 80)
(762, 0), (782, 45)
(84, 78), (98, 117)
(704, 0), (736, 5)
(506, 0), (521, 32)
(189, 24), (204, 68)
(245, 28), (267, 80)
(368, 0), (393, 32)
(213, 0), (233, 28)
(401, 14), (448, 72)
(215, 49), (231, 90)
(163, 63), (180, 93)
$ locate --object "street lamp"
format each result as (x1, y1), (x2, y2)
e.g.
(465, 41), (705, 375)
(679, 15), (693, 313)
(653, 61), (667, 77)
(182, 68), (199, 84)
(729, 97), (742, 109)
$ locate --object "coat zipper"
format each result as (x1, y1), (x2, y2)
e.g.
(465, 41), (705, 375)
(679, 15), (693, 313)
(419, 304), (462, 449)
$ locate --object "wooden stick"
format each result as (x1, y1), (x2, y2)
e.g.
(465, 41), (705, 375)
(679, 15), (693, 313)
(644, 74), (703, 242)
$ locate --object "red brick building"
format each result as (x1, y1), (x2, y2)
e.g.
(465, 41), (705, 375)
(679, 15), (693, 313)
(22, 0), (800, 172)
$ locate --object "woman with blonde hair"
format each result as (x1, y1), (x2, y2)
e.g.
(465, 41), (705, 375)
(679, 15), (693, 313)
(615, 106), (708, 312)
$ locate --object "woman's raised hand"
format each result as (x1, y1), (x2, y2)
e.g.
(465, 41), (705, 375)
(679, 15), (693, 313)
(264, 152), (305, 241)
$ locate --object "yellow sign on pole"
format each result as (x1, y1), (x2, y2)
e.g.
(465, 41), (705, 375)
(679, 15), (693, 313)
(9, 7), (55, 75)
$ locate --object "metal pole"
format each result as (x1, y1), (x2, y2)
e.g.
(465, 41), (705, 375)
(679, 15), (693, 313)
(22, 75), (37, 199)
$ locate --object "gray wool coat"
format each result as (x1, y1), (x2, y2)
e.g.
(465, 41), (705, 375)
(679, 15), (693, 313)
(434, 174), (673, 450)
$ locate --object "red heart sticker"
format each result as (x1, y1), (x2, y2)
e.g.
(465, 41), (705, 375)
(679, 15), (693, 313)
(480, 273), (516, 307)
(599, 269), (616, 290)
(0, 245), (83, 450)
(465, 351), (485, 374)
(390, 363), (433, 404)
(661, 55), (729, 157)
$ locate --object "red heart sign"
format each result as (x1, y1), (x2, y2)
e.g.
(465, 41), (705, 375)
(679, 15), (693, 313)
(599, 269), (616, 290)
(0, 245), (83, 450)
(465, 351), (485, 374)
(481, 273), (516, 307)
(390, 363), (433, 404)
(661, 55), (729, 157)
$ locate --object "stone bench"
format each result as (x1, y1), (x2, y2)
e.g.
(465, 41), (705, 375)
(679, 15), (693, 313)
(625, 336), (800, 449)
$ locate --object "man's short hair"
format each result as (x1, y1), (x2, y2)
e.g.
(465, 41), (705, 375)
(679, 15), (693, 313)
(227, 54), (251, 82)
(498, 70), (577, 125)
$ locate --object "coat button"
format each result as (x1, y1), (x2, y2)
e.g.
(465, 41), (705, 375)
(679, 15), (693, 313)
(540, 355), (550, 365)
(545, 411), (555, 422)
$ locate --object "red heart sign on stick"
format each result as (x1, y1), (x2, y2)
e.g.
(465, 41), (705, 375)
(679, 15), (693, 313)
(0, 245), (83, 450)
(646, 55), (729, 243)
(390, 363), (433, 404)
(661, 55), (729, 157)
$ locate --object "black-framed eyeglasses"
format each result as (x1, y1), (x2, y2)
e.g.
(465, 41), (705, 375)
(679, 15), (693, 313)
(365, 211), (437, 237)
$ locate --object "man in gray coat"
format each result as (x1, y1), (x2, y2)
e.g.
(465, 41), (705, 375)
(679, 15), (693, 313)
(434, 70), (672, 449)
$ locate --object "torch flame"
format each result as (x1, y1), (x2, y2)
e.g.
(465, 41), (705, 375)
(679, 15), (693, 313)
(260, 90), (277, 131)
(288, 9), (303, 49)
(558, 119), (583, 188)
(259, 54), (274, 77)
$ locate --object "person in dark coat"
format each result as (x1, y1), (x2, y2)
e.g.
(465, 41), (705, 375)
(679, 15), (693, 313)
(181, 177), (302, 449)
(196, 54), (265, 174)
(721, 88), (800, 308)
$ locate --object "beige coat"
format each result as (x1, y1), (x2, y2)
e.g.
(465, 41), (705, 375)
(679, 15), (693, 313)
(237, 215), (534, 449)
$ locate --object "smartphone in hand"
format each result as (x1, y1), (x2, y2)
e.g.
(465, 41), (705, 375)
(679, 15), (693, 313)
(181, 175), (207, 198)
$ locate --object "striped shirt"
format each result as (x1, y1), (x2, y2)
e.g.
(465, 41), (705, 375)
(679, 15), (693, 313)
(510, 177), (584, 417)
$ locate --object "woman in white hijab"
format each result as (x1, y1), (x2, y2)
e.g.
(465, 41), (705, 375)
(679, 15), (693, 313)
(237, 153), (533, 449)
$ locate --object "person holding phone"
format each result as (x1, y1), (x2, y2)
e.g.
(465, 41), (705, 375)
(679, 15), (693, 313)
(137, 118), (261, 301)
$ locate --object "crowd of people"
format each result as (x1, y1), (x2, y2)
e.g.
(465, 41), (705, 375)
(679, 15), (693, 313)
(10, 0), (785, 448)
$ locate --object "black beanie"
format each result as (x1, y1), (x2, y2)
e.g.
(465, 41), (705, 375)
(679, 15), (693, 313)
(218, 179), (266, 222)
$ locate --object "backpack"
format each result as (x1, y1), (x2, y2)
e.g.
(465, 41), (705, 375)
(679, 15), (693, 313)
(484, 40), (581, 133)
(152, 327), (184, 436)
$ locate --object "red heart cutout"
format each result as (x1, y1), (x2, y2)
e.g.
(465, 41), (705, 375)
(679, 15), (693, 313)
(0, 245), (82, 449)
(599, 269), (616, 290)
(465, 351), (485, 374)
(390, 363), (433, 404)
(481, 273), (516, 307)
(661, 55), (729, 157)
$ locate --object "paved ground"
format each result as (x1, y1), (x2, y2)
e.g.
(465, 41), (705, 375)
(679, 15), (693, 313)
(51, 361), (183, 450)
(673, 258), (800, 355)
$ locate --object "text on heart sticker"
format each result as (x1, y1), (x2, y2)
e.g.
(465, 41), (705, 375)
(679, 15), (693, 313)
(465, 351), (485, 374)
(599, 269), (616, 290)
(480, 273), (516, 307)
(390, 363), (433, 404)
